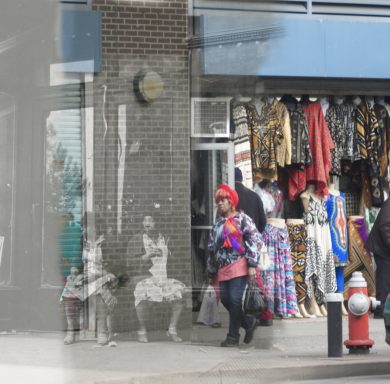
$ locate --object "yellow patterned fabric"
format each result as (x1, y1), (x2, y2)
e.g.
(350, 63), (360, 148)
(246, 99), (283, 181)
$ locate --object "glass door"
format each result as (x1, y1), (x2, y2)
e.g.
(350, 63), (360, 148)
(190, 142), (234, 309)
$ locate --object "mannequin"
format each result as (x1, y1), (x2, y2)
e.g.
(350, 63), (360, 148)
(374, 96), (385, 106)
(366, 96), (375, 109)
(319, 96), (330, 117)
(334, 96), (344, 105)
(301, 184), (337, 318)
(352, 95), (362, 106)
(286, 218), (313, 319)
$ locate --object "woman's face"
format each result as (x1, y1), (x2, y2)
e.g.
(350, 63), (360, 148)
(217, 197), (233, 217)
(143, 216), (155, 232)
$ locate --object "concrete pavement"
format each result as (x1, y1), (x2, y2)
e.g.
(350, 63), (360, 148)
(0, 314), (389, 384)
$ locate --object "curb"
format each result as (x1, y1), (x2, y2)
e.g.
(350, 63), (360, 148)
(90, 359), (390, 384)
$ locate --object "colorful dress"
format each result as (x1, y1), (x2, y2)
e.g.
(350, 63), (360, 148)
(344, 217), (375, 299)
(262, 224), (298, 317)
(325, 192), (348, 293)
(288, 101), (334, 200)
(287, 223), (307, 304)
(246, 99), (283, 181)
(304, 194), (337, 305)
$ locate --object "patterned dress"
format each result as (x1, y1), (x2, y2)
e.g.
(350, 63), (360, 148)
(325, 192), (348, 293)
(246, 100), (283, 181)
(280, 95), (312, 168)
(344, 216), (375, 299)
(262, 224), (298, 317)
(326, 104), (348, 176)
(287, 223), (307, 304)
(356, 99), (383, 207)
(232, 103), (253, 189)
(304, 195), (337, 305)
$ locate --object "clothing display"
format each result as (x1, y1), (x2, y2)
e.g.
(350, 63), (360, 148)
(261, 223), (298, 317)
(232, 103), (253, 189)
(356, 99), (384, 207)
(287, 223), (307, 304)
(288, 101), (335, 200)
(224, 93), (390, 320)
(246, 99), (283, 181)
(344, 216), (375, 298)
(325, 192), (348, 267)
(325, 192), (348, 293)
(280, 95), (312, 168)
(326, 104), (349, 175)
(304, 194), (337, 305)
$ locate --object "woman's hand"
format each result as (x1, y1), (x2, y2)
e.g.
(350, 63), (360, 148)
(248, 267), (257, 280)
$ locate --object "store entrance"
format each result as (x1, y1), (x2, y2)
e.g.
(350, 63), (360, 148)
(190, 142), (234, 310)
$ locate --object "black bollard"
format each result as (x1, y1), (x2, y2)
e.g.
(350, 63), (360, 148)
(326, 293), (343, 358)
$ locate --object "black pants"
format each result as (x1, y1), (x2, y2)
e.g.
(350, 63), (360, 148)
(373, 254), (390, 316)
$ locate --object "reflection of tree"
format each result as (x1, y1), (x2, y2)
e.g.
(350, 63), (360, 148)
(43, 113), (83, 284)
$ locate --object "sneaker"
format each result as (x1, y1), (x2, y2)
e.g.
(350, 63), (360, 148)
(243, 319), (257, 344)
(137, 331), (148, 343)
(220, 337), (239, 347)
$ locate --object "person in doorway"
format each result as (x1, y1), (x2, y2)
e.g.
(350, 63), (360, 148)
(365, 197), (390, 318)
(129, 214), (186, 343)
(235, 167), (273, 326)
(235, 167), (267, 233)
(208, 184), (263, 347)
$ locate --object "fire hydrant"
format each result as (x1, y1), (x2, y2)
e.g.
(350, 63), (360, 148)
(344, 271), (380, 354)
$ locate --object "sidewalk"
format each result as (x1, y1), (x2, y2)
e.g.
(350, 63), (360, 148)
(0, 314), (389, 384)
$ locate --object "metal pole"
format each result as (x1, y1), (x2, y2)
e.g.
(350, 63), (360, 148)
(326, 293), (344, 358)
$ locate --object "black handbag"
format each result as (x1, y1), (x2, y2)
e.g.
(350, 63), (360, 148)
(242, 280), (268, 315)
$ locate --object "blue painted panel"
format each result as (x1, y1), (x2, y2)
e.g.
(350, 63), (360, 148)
(60, 10), (101, 72)
(201, 15), (390, 79)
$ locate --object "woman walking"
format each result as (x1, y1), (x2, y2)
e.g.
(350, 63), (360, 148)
(208, 184), (263, 347)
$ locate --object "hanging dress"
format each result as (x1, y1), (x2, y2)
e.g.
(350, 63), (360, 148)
(262, 223), (298, 317)
(232, 102), (253, 189)
(246, 99), (283, 181)
(287, 223), (307, 304)
(288, 101), (334, 200)
(325, 192), (348, 293)
(304, 195), (337, 305)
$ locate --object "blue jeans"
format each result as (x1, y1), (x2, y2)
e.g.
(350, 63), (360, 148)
(219, 275), (254, 341)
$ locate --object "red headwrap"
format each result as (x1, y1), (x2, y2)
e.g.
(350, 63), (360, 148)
(215, 183), (239, 208)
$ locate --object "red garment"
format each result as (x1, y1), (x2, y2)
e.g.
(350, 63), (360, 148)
(288, 102), (334, 200)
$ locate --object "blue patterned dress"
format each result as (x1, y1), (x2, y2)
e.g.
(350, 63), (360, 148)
(262, 224), (298, 317)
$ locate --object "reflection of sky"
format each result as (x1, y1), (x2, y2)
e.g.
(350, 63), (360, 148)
(202, 14), (390, 78)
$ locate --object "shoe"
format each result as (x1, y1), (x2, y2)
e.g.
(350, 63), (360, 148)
(259, 319), (273, 327)
(64, 332), (75, 345)
(137, 331), (148, 343)
(220, 337), (239, 347)
(97, 334), (108, 346)
(166, 330), (182, 343)
(243, 319), (257, 344)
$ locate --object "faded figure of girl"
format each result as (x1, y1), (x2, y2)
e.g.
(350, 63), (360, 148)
(129, 214), (186, 343)
(208, 184), (263, 347)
